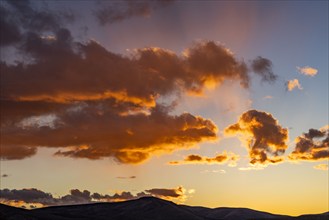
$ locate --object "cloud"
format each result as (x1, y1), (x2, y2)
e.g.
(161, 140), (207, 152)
(1, 174), (9, 178)
(0, 0), (73, 47)
(297, 66), (318, 77)
(286, 79), (302, 91)
(95, 0), (174, 25)
(289, 126), (329, 161)
(0, 188), (56, 206)
(116, 176), (136, 179)
(0, 145), (37, 160)
(0, 186), (191, 208)
(238, 166), (265, 171)
(201, 169), (226, 174)
(251, 56), (277, 83)
(1, 1), (277, 163)
(313, 164), (328, 171)
(145, 186), (189, 202)
(168, 151), (239, 166)
(225, 110), (288, 165)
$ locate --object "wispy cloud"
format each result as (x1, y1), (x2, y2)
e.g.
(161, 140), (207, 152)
(168, 151), (239, 166)
(116, 176), (136, 179)
(238, 166), (265, 171)
(94, 0), (174, 25)
(201, 169), (226, 174)
(297, 66), (318, 77)
(313, 164), (328, 171)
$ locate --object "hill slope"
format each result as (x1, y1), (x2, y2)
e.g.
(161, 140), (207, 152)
(0, 197), (328, 220)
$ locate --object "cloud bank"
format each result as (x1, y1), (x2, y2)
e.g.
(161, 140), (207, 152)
(0, 186), (192, 208)
(225, 110), (288, 165)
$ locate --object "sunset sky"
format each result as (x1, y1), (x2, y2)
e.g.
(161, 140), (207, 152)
(0, 0), (328, 216)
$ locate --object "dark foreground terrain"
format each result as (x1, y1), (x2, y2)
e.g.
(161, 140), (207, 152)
(0, 197), (328, 220)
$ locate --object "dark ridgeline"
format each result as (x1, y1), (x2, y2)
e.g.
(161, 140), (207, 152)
(0, 197), (328, 220)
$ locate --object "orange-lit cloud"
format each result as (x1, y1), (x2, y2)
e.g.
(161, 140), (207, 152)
(225, 110), (288, 165)
(145, 186), (190, 202)
(0, 186), (192, 208)
(286, 79), (302, 91)
(313, 164), (328, 171)
(1, 2), (278, 163)
(289, 126), (329, 161)
(1, 107), (217, 163)
(169, 151), (239, 166)
(297, 66), (318, 77)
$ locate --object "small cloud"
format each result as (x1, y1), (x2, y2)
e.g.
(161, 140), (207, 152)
(116, 176), (136, 179)
(168, 151), (239, 166)
(297, 66), (318, 77)
(238, 166), (265, 171)
(201, 169), (226, 174)
(1, 174), (9, 178)
(286, 79), (302, 91)
(145, 186), (188, 202)
(314, 164), (328, 171)
(188, 189), (195, 194)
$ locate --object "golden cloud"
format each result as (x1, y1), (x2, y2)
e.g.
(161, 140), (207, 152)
(286, 79), (302, 91)
(169, 151), (239, 166)
(225, 110), (288, 165)
(289, 126), (329, 161)
(297, 66), (318, 77)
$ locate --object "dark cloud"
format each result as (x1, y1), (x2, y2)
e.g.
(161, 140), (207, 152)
(116, 176), (136, 179)
(289, 126), (329, 161)
(0, 186), (191, 208)
(169, 151), (239, 166)
(251, 56), (277, 83)
(0, 145), (37, 160)
(225, 110), (288, 165)
(1, 174), (9, 178)
(95, 0), (174, 25)
(0, 188), (55, 205)
(0, 0), (72, 47)
(1, 0), (277, 163)
(145, 186), (185, 199)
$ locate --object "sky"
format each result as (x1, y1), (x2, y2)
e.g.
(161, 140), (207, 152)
(0, 0), (328, 216)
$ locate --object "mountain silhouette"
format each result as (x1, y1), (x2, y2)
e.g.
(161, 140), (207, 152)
(0, 197), (328, 220)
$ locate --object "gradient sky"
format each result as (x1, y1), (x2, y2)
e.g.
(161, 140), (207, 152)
(0, 0), (328, 216)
